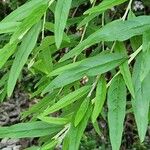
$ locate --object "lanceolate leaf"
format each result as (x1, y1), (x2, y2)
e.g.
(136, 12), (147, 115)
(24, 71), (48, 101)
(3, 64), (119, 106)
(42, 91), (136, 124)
(0, 121), (62, 138)
(40, 47), (53, 74)
(132, 54), (150, 142)
(60, 16), (150, 62)
(43, 51), (126, 94)
(49, 61), (81, 76)
(0, 22), (21, 34)
(140, 30), (150, 81)
(0, 43), (17, 69)
(115, 42), (135, 98)
(38, 116), (69, 125)
(85, 0), (127, 14)
(41, 86), (90, 116)
(2, 0), (49, 22)
(108, 74), (126, 150)
(55, 0), (72, 48)
(74, 97), (90, 126)
(92, 76), (107, 123)
(7, 22), (42, 97)
(63, 106), (92, 150)
(10, 4), (47, 43)
(41, 140), (58, 150)
(78, 0), (127, 27)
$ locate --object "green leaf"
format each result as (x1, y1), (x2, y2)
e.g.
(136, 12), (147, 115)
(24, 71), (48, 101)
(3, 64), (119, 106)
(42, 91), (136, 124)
(60, 16), (150, 62)
(0, 121), (62, 138)
(22, 92), (56, 119)
(43, 51), (126, 94)
(55, 0), (72, 48)
(41, 86), (90, 116)
(115, 42), (135, 98)
(132, 54), (150, 142)
(10, 4), (47, 44)
(74, 97), (90, 126)
(85, 0), (128, 14)
(25, 146), (40, 150)
(0, 22), (21, 34)
(0, 43), (17, 69)
(39, 47), (53, 74)
(108, 74), (126, 150)
(93, 120), (102, 136)
(2, 0), (49, 22)
(140, 30), (150, 81)
(41, 140), (58, 150)
(78, 0), (127, 27)
(78, 13), (98, 28)
(92, 76), (107, 123)
(49, 61), (81, 76)
(63, 105), (92, 150)
(38, 116), (69, 125)
(7, 22), (42, 97)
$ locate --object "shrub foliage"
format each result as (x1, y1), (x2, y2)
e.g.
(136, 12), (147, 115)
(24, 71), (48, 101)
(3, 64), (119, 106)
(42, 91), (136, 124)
(0, 0), (150, 149)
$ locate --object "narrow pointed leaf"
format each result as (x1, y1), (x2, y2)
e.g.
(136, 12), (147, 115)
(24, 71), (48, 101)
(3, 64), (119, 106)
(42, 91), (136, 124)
(60, 16), (150, 62)
(10, 5), (47, 43)
(38, 116), (69, 125)
(42, 86), (90, 116)
(0, 121), (62, 138)
(132, 55), (150, 142)
(108, 74), (126, 150)
(115, 42), (135, 98)
(92, 76), (107, 123)
(41, 140), (58, 150)
(7, 22), (42, 97)
(85, 0), (127, 14)
(140, 31), (150, 81)
(74, 98), (90, 126)
(0, 43), (17, 69)
(63, 106), (92, 150)
(43, 51), (126, 94)
(2, 0), (49, 22)
(55, 0), (72, 48)
(0, 22), (21, 34)
(78, 0), (127, 27)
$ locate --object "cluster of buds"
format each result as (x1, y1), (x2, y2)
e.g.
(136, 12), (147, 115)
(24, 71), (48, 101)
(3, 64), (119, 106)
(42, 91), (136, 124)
(80, 76), (89, 85)
(133, 1), (144, 11)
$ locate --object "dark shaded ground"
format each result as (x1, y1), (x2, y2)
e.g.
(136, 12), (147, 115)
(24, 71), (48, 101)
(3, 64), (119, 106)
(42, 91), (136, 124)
(0, 88), (37, 150)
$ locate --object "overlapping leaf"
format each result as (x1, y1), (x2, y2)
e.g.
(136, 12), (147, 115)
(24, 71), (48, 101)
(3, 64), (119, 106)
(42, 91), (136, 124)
(0, 22), (21, 34)
(0, 43), (17, 69)
(63, 106), (92, 150)
(140, 30), (150, 81)
(108, 74), (126, 150)
(92, 76), (107, 123)
(115, 42), (135, 98)
(60, 16), (150, 62)
(78, 0), (127, 27)
(10, 5), (47, 43)
(43, 51), (126, 94)
(2, 0), (49, 22)
(132, 54), (150, 142)
(7, 22), (41, 97)
(41, 86), (90, 116)
(0, 121), (62, 138)
(74, 97), (90, 126)
(55, 0), (72, 48)
(85, 0), (127, 14)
